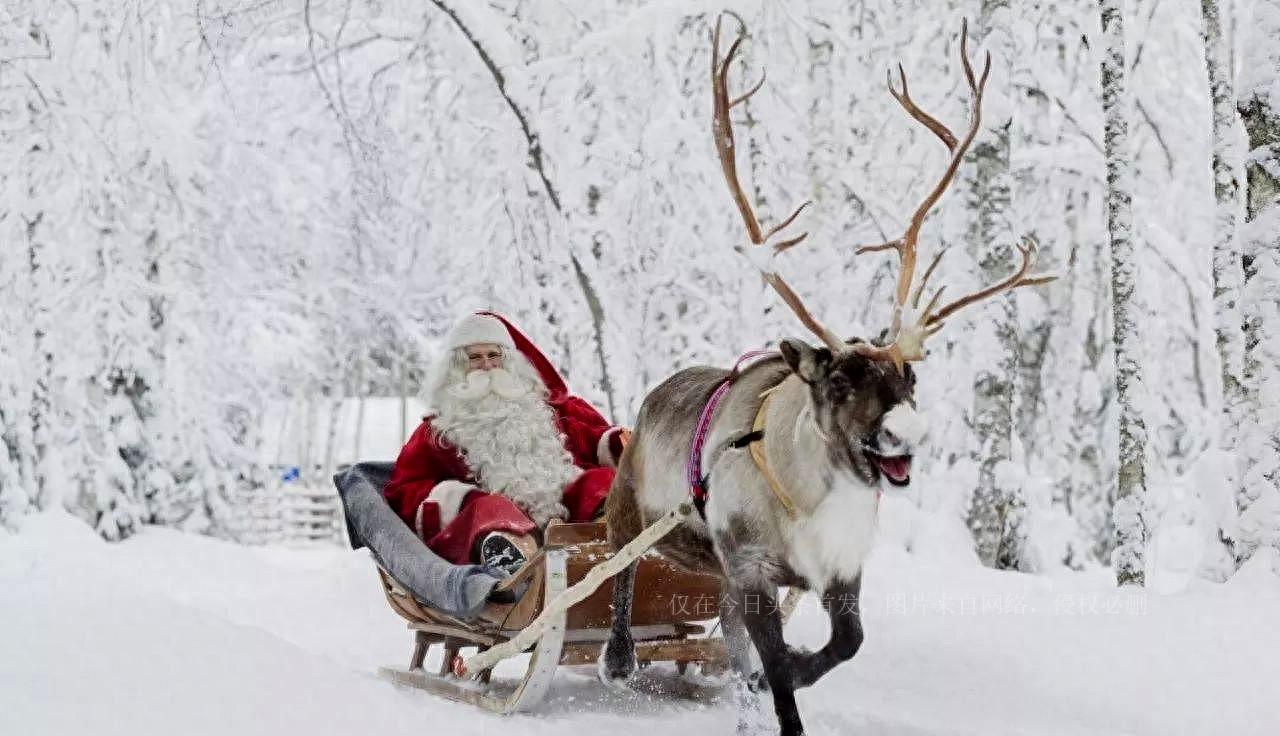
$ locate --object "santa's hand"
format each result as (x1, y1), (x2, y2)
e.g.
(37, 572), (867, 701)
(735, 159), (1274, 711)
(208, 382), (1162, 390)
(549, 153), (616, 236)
(610, 428), (631, 460)
(599, 427), (632, 468)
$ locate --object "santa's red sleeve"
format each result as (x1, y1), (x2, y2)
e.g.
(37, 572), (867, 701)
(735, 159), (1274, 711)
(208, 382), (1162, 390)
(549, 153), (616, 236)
(383, 421), (481, 542)
(555, 395), (628, 469)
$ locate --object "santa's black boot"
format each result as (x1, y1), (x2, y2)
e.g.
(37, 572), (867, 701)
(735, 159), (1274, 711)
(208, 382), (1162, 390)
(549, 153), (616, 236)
(479, 532), (527, 576)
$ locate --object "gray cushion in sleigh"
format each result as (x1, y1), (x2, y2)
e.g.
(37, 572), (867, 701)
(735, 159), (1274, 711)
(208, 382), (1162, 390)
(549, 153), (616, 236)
(333, 462), (503, 620)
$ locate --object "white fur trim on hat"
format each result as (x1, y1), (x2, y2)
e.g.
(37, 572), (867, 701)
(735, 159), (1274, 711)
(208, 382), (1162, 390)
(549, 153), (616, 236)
(445, 314), (516, 351)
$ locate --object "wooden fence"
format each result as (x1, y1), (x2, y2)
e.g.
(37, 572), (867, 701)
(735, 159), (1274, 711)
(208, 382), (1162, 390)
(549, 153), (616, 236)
(231, 468), (345, 547)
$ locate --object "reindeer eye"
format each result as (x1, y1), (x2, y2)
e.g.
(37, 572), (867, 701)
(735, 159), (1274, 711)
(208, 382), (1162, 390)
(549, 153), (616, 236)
(828, 373), (851, 396)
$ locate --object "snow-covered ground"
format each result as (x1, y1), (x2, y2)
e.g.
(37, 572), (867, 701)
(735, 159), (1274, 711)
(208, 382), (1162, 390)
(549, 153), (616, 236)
(3, 511), (1277, 736)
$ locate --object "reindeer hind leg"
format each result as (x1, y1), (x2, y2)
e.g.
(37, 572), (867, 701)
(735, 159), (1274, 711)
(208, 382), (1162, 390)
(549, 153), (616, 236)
(598, 559), (638, 685)
(599, 459), (643, 685)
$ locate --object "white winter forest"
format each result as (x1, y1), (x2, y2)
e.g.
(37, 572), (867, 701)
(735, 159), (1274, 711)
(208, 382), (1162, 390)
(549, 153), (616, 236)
(2, 1), (1278, 735)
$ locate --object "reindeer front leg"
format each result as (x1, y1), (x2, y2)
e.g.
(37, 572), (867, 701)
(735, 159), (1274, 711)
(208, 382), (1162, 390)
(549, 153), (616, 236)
(789, 575), (864, 689)
(732, 582), (805, 736)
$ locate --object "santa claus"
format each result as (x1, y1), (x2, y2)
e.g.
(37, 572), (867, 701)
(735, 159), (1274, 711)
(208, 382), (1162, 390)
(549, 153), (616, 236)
(383, 312), (627, 574)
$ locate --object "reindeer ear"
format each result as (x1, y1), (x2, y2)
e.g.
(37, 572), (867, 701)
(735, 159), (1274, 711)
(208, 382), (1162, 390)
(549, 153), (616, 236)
(779, 338), (832, 384)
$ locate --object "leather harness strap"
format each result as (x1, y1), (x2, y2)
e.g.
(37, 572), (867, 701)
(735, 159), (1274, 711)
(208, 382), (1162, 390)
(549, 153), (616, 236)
(747, 386), (801, 518)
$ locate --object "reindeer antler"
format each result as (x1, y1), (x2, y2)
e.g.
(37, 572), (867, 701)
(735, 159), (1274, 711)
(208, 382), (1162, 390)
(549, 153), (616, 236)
(853, 19), (1056, 372)
(711, 13), (844, 353)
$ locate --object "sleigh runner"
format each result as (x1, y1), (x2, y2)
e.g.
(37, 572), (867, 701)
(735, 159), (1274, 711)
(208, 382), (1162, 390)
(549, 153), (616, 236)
(373, 516), (726, 712)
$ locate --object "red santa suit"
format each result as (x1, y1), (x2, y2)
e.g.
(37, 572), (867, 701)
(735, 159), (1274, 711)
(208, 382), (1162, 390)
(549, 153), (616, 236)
(383, 312), (624, 565)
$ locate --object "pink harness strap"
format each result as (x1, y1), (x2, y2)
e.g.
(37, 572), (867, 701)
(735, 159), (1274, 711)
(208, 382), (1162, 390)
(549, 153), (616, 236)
(687, 350), (777, 513)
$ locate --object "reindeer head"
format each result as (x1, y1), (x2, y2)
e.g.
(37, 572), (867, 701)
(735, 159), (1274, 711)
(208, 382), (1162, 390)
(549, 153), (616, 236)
(780, 338), (925, 486)
(710, 14), (1054, 484)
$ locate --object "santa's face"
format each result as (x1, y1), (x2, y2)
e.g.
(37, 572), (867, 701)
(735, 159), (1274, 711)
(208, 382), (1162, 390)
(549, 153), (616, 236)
(465, 342), (505, 373)
(448, 345), (537, 402)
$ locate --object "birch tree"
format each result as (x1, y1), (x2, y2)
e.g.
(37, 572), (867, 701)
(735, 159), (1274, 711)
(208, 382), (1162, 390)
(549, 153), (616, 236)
(1100, 0), (1148, 586)
(1200, 0), (1247, 571)
(964, 0), (1031, 570)
(1236, 0), (1280, 566)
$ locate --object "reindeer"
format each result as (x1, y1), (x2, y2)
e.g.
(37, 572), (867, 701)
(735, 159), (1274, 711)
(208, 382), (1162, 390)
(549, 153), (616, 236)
(598, 15), (1054, 736)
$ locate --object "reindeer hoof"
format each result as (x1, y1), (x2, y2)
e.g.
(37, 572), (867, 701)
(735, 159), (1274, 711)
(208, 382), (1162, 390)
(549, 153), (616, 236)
(732, 678), (772, 735)
(597, 640), (637, 688)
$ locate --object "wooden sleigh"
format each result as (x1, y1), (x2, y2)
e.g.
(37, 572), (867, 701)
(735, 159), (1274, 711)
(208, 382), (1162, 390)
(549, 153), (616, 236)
(376, 516), (727, 713)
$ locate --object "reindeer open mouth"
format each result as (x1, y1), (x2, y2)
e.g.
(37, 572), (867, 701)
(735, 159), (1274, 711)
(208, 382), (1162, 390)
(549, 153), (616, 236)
(868, 452), (913, 486)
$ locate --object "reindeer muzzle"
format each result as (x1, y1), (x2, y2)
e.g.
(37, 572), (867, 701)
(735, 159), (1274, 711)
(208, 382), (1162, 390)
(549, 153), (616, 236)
(867, 403), (928, 487)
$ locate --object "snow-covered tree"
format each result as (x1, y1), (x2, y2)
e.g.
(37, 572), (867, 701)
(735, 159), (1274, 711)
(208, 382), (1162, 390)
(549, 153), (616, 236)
(961, 0), (1033, 571)
(0, 60), (37, 529)
(1199, 0), (1247, 575)
(422, 0), (620, 418)
(1100, 0), (1148, 586)
(1236, 0), (1280, 566)
(0, 288), (33, 530)
(0, 0), (1265, 572)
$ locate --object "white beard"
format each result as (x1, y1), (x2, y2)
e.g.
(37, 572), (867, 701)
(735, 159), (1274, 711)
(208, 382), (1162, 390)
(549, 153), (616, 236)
(433, 365), (581, 527)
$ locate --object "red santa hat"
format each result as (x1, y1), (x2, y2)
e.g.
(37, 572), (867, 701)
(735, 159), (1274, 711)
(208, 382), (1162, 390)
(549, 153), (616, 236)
(443, 313), (517, 352)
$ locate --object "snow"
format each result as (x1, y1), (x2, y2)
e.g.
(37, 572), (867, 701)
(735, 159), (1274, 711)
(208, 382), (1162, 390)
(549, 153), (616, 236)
(1239, 0), (1280, 101)
(3, 510), (1278, 736)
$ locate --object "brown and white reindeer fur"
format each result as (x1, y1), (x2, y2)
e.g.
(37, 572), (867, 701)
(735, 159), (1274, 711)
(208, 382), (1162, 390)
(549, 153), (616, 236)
(599, 13), (1053, 736)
